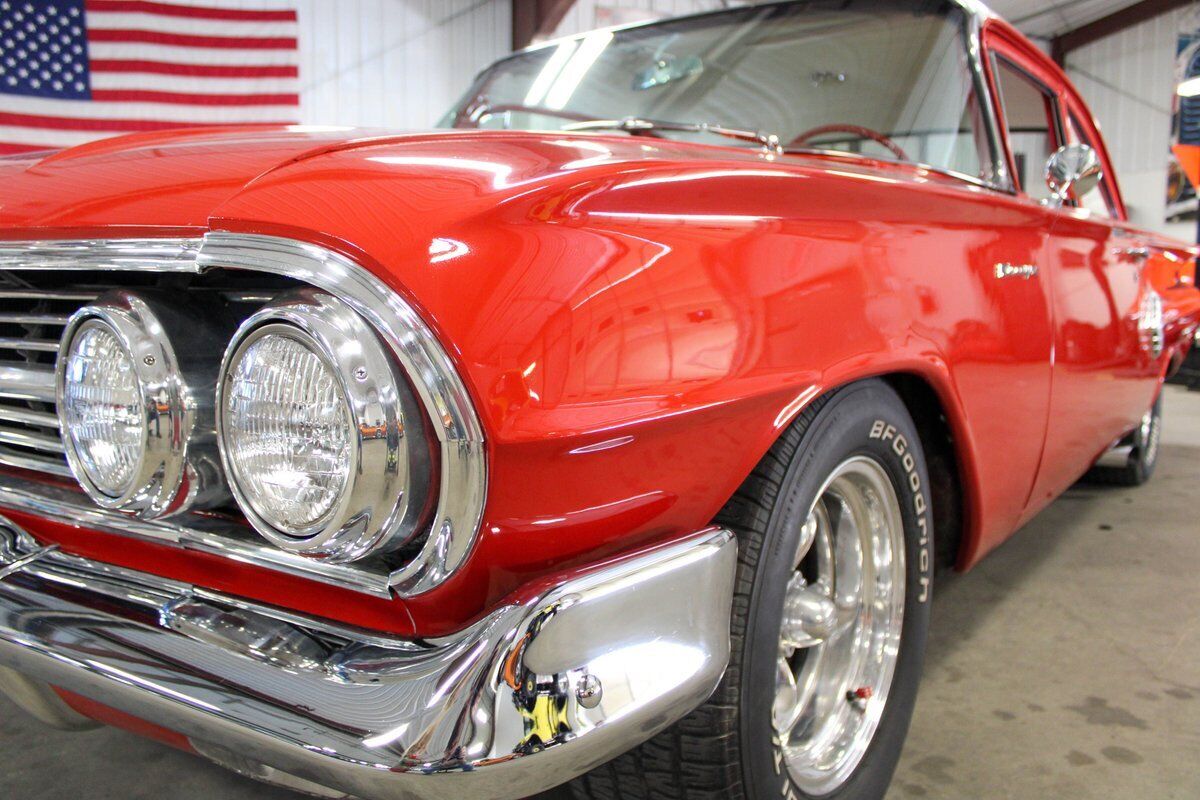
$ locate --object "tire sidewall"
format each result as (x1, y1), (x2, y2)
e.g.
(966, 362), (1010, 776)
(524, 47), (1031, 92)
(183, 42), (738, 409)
(1133, 392), (1163, 482)
(741, 380), (934, 800)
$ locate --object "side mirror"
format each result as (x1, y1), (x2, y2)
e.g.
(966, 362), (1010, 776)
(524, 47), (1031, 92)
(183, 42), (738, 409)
(1045, 144), (1103, 207)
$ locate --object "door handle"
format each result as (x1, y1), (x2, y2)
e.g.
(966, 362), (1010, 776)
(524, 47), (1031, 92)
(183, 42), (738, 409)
(993, 263), (1039, 280)
(1114, 246), (1151, 261)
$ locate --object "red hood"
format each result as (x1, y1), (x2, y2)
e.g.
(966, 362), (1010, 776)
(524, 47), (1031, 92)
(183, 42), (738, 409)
(0, 125), (398, 232)
(0, 124), (982, 237)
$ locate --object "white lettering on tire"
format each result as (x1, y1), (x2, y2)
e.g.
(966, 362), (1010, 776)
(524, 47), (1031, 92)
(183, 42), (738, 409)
(869, 419), (931, 604)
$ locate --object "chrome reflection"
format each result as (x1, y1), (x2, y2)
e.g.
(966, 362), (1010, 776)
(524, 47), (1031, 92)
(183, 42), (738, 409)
(773, 457), (905, 795)
(55, 291), (232, 518)
(0, 520), (736, 800)
(0, 234), (489, 599)
(217, 290), (433, 563)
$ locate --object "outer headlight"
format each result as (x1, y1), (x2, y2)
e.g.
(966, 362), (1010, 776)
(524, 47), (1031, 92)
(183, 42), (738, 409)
(217, 290), (432, 563)
(59, 321), (145, 497)
(56, 291), (228, 517)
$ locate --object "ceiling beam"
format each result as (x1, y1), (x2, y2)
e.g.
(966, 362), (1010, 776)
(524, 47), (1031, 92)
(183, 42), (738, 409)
(512, 0), (578, 51)
(1052, 0), (1194, 65)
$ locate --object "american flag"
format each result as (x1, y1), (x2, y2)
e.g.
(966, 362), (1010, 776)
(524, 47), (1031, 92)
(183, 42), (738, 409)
(0, 0), (299, 155)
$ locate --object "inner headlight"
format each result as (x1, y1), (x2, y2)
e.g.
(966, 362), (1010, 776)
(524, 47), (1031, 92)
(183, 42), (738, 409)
(217, 290), (432, 563)
(60, 321), (145, 497)
(56, 291), (228, 518)
(221, 329), (353, 534)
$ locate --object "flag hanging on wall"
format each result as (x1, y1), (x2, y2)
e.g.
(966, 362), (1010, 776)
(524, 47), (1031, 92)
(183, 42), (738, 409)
(0, 0), (299, 155)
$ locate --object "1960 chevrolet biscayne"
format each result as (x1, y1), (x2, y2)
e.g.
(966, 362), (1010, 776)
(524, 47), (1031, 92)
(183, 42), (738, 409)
(0, 2), (1196, 799)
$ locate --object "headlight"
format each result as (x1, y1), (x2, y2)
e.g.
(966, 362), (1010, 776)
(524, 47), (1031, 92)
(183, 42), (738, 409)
(59, 321), (145, 497)
(56, 291), (228, 517)
(217, 290), (432, 563)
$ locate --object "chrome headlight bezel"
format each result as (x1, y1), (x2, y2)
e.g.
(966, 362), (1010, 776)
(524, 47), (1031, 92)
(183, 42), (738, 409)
(216, 290), (433, 563)
(55, 290), (226, 518)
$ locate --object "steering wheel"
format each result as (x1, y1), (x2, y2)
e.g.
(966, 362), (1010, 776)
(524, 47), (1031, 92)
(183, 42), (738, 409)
(790, 124), (910, 162)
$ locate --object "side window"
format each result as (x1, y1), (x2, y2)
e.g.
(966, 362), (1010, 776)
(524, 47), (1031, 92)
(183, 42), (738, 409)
(992, 56), (1062, 202)
(1065, 112), (1116, 219)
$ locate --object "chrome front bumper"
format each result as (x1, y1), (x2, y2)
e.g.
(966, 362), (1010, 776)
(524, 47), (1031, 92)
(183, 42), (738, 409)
(0, 520), (736, 800)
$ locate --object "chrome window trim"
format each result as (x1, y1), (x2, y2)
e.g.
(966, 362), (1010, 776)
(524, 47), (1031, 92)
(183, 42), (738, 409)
(0, 234), (488, 599)
(964, 4), (1013, 193)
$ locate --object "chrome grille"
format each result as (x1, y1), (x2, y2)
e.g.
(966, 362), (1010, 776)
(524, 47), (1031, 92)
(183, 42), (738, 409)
(0, 289), (97, 477)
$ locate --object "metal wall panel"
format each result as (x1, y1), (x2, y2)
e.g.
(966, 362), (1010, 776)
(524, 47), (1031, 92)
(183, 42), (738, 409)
(169, 0), (509, 129)
(295, 0), (512, 129)
(554, 0), (732, 36)
(1066, 7), (1191, 237)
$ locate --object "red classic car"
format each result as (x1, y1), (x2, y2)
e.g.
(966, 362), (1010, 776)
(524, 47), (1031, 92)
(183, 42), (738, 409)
(0, 2), (1195, 800)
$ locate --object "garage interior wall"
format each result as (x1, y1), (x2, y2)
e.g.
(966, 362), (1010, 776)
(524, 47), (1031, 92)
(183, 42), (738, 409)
(293, 0), (512, 129)
(553, 0), (730, 35)
(1065, 6), (1194, 239)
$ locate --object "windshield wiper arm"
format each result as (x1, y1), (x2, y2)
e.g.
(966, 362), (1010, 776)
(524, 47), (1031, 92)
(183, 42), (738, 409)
(563, 117), (784, 157)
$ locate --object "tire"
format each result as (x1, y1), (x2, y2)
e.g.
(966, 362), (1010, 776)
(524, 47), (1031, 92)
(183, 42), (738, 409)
(569, 379), (934, 800)
(1085, 393), (1162, 487)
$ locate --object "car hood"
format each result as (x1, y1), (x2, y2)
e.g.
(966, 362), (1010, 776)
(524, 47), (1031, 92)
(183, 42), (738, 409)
(0, 126), (404, 231)
(0, 125), (771, 232)
(0, 124), (962, 235)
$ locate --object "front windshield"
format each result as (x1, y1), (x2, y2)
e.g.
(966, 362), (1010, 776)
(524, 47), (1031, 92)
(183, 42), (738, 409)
(443, 0), (996, 184)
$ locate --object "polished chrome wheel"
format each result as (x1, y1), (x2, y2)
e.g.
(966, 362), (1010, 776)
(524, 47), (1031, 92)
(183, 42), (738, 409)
(1139, 407), (1160, 466)
(772, 456), (906, 795)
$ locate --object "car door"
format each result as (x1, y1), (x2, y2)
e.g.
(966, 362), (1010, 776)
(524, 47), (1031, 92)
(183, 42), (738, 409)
(987, 35), (1162, 516)
(1037, 100), (1167, 493)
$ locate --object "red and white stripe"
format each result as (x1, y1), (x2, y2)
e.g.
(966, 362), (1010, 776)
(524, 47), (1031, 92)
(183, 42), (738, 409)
(1, 0), (299, 155)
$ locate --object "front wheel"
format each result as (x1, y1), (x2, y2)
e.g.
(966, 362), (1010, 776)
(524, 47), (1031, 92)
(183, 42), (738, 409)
(570, 380), (934, 800)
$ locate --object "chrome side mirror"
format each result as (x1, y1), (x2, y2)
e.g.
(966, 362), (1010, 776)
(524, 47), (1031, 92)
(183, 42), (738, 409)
(1045, 144), (1103, 207)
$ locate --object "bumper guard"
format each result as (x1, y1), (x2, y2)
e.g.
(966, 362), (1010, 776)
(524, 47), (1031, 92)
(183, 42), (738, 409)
(0, 519), (736, 800)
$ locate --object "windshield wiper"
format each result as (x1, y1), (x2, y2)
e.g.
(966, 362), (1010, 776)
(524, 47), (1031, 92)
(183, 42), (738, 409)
(562, 117), (784, 157)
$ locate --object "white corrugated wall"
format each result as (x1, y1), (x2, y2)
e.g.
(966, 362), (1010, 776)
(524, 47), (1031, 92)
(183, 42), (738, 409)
(295, 0), (512, 129)
(553, 0), (732, 36)
(1065, 6), (1194, 238)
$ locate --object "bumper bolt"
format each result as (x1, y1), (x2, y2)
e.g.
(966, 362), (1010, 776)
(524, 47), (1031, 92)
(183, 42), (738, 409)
(576, 673), (603, 709)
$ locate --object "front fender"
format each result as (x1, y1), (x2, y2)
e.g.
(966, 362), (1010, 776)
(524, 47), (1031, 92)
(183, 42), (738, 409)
(212, 134), (997, 634)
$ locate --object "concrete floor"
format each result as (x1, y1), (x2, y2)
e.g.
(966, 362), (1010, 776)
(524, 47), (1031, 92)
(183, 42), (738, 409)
(1, 385), (1197, 800)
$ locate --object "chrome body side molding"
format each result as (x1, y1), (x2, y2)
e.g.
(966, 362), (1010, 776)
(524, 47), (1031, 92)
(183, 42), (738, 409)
(0, 520), (737, 800)
(0, 233), (487, 598)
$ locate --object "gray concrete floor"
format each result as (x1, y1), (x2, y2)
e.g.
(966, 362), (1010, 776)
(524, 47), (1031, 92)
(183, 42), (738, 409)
(1, 386), (1197, 799)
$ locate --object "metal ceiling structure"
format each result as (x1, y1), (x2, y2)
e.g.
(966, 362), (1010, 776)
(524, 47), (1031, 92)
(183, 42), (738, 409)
(991, 0), (1195, 62)
(513, 0), (1197, 59)
(992, 0), (1166, 39)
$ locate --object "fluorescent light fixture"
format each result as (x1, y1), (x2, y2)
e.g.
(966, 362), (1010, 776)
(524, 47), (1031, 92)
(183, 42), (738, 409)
(1178, 77), (1200, 97)
(524, 41), (578, 107)
(545, 31), (613, 110)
